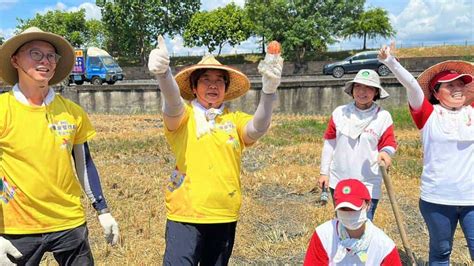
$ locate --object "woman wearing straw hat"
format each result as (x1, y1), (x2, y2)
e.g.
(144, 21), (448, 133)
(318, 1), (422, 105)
(0, 27), (119, 265)
(148, 36), (283, 265)
(318, 69), (397, 221)
(379, 43), (474, 264)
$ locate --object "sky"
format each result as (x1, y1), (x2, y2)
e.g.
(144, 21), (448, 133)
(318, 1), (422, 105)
(0, 0), (473, 55)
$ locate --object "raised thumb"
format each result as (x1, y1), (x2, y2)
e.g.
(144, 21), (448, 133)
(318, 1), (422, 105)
(157, 35), (168, 53)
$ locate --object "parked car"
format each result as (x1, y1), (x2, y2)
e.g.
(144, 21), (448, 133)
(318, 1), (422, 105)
(323, 51), (390, 78)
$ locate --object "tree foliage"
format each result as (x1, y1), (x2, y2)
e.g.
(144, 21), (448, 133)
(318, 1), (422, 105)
(183, 3), (254, 55)
(245, 0), (365, 66)
(16, 9), (101, 48)
(99, 0), (200, 64)
(0, 35), (4, 45)
(341, 7), (396, 50)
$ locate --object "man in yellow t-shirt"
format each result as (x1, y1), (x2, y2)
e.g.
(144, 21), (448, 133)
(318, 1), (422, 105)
(0, 27), (119, 265)
(148, 36), (284, 265)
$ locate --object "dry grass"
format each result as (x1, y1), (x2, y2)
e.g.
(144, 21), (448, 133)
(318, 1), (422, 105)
(40, 113), (472, 265)
(396, 45), (474, 58)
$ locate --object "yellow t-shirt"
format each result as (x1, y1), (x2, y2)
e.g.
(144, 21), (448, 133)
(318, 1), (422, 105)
(164, 104), (252, 223)
(0, 91), (96, 234)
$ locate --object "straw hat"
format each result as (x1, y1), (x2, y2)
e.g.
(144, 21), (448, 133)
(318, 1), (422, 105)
(417, 60), (474, 98)
(344, 69), (389, 99)
(0, 27), (75, 85)
(175, 55), (250, 101)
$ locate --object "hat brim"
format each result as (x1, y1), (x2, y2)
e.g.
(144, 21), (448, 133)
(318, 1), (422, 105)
(344, 78), (390, 100)
(175, 64), (250, 101)
(417, 60), (474, 99)
(0, 30), (75, 86)
(335, 199), (364, 211)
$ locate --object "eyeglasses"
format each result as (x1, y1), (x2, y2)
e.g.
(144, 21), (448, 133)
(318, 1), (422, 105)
(26, 49), (61, 64)
(198, 77), (226, 87)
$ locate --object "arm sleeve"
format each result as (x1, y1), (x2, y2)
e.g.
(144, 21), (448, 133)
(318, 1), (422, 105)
(73, 142), (108, 212)
(380, 56), (425, 110)
(378, 124), (397, 155)
(320, 139), (336, 176)
(157, 68), (184, 117)
(245, 92), (277, 141)
(381, 247), (402, 266)
(304, 232), (329, 266)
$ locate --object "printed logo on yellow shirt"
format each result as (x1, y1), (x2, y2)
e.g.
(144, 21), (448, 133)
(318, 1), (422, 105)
(168, 167), (186, 192)
(48, 120), (76, 150)
(226, 135), (240, 149)
(0, 177), (16, 204)
(49, 120), (77, 137)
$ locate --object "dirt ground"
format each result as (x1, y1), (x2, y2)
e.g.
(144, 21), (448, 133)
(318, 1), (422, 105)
(39, 114), (472, 266)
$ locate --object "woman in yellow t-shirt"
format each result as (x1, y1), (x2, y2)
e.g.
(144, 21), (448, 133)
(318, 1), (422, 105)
(148, 36), (283, 265)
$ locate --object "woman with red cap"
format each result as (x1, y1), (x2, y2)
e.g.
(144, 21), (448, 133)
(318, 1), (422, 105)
(304, 179), (402, 265)
(379, 43), (474, 264)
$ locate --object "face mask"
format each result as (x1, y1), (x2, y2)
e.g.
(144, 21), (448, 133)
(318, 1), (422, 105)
(337, 208), (368, 230)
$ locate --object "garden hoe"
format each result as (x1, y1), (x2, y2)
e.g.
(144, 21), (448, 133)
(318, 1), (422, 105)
(380, 162), (418, 265)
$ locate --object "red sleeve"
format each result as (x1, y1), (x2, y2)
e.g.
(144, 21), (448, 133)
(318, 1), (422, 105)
(471, 102), (474, 107)
(304, 232), (329, 266)
(378, 124), (397, 151)
(409, 98), (434, 129)
(323, 116), (336, 140)
(381, 247), (402, 266)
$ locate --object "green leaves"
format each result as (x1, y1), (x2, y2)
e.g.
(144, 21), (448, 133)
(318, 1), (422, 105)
(245, 0), (365, 64)
(99, 0), (200, 64)
(340, 7), (396, 50)
(183, 3), (253, 55)
(16, 9), (98, 48)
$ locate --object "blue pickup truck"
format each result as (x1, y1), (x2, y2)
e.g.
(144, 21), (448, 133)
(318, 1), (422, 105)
(69, 47), (124, 85)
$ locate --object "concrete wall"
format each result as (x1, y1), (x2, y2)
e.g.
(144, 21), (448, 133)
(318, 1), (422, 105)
(59, 77), (407, 115)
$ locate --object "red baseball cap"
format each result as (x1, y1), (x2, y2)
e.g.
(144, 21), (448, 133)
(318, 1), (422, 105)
(429, 70), (473, 91)
(334, 179), (371, 210)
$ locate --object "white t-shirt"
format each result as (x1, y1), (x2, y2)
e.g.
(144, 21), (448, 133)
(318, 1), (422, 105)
(323, 103), (397, 199)
(411, 99), (474, 205)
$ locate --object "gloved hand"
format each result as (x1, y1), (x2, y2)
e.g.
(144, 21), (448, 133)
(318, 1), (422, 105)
(98, 213), (119, 246)
(0, 236), (22, 265)
(258, 52), (284, 94)
(378, 41), (396, 61)
(148, 35), (170, 76)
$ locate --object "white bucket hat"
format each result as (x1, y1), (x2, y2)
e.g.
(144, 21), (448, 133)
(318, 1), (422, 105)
(344, 69), (389, 100)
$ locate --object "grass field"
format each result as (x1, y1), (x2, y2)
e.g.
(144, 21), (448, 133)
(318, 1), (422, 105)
(37, 108), (472, 265)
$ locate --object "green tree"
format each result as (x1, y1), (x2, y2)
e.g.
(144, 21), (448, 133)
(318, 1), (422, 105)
(341, 7), (396, 50)
(16, 9), (93, 47)
(0, 35), (4, 45)
(99, 0), (200, 64)
(245, 0), (365, 67)
(84, 19), (107, 48)
(183, 3), (254, 55)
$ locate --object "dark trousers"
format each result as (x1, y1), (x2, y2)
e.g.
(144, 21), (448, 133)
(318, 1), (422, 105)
(420, 199), (474, 265)
(163, 220), (237, 266)
(2, 224), (94, 266)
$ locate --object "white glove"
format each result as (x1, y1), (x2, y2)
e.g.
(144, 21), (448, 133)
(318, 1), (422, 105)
(98, 213), (119, 246)
(148, 35), (170, 76)
(0, 237), (22, 265)
(258, 53), (284, 94)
